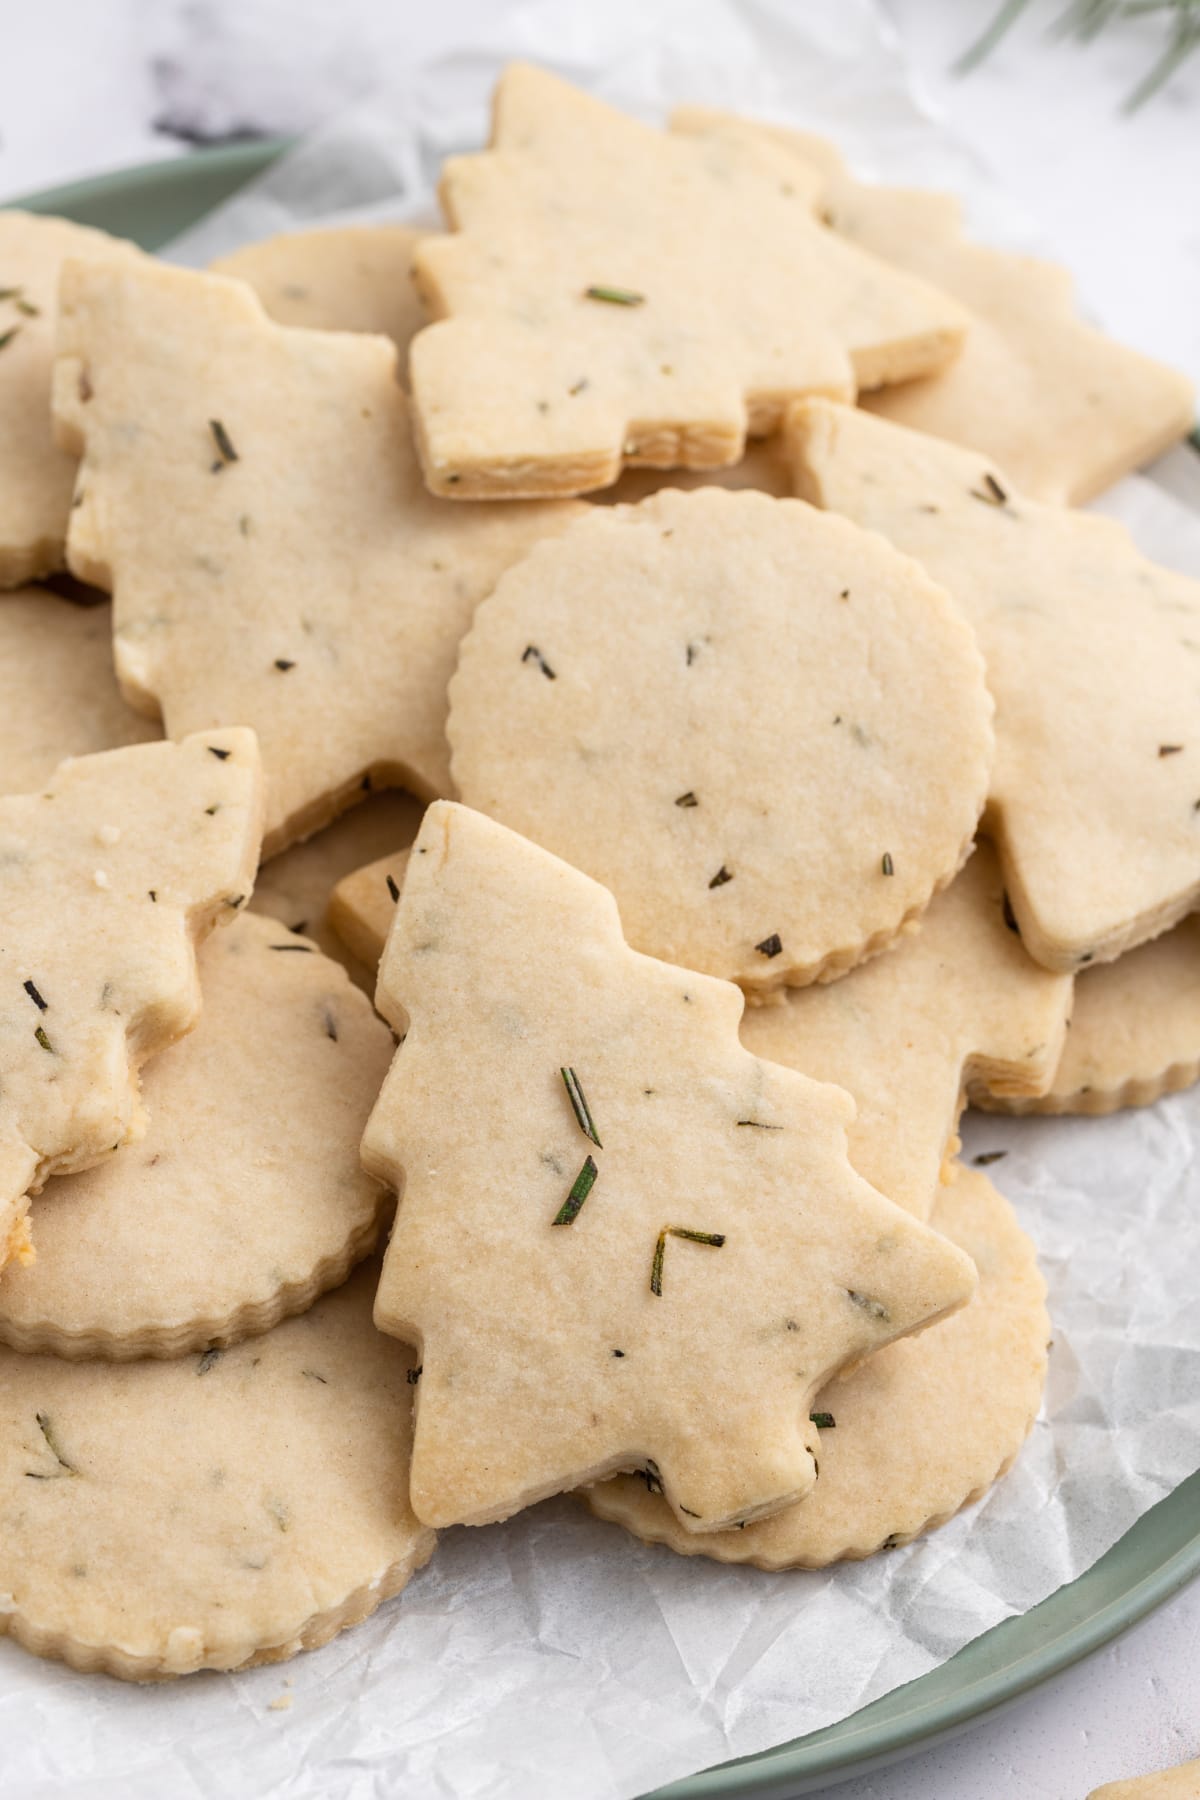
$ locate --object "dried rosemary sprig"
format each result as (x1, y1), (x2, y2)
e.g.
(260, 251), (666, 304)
(560, 1066), (602, 1147)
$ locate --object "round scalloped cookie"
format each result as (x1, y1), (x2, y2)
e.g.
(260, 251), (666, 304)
(0, 912), (394, 1359)
(0, 1262), (434, 1679)
(447, 487), (993, 994)
(584, 1167), (1046, 1567)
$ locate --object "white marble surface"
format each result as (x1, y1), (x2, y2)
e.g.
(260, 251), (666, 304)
(1, 3), (1198, 1797)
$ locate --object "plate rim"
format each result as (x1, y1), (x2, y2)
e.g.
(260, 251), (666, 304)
(8, 142), (1199, 1800)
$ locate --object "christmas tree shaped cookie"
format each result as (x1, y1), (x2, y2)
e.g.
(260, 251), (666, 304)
(0, 730), (263, 1270)
(673, 110), (1193, 504)
(0, 212), (138, 587)
(408, 64), (968, 499)
(741, 844), (1072, 1218)
(53, 257), (581, 854)
(361, 803), (977, 1534)
(788, 401), (1200, 971)
(586, 1167), (1047, 1567)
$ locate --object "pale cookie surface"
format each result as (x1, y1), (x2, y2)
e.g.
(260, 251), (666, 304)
(0, 1262), (435, 1680)
(448, 488), (992, 993)
(212, 224), (429, 371)
(741, 844), (1072, 1218)
(0, 586), (158, 799)
(408, 63), (967, 498)
(585, 1167), (1046, 1567)
(673, 111), (1193, 505)
(0, 912), (394, 1359)
(362, 802), (977, 1534)
(53, 257), (580, 854)
(982, 915), (1200, 1116)
(0, 212), (137, 587)
(329, 846), (412, 974)
(789, 401), (1200, 972)
(1088, 1757), (1200, 1800)
(251, 791), (423, 987)
(0, 730), (262, 1272)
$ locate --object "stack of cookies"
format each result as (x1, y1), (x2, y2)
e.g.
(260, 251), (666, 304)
(0, 63), (1195, 1681)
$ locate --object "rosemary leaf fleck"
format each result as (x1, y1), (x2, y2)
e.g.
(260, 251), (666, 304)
(970, 472), (1007, 506)
(639, 1461), (663, 1494)
(208, 418), (238, 466)
(521, 644), (556, 679)
(881, 852), (894, 877)
(552, 1153), (599, 1226)
(651, 1226), (726, 1295)
(708, 864), (733, 889)
(675, 791), (698, 808)
(560, 1066), (602, 1147)
(270, 943), (315, 953)
(754, 933), (783, 959)
(846, 1289), (890, 1323)
(407, 1365), (423, 1385)
(35, 1412), (77, 1475)
(34, 1025), (54, 1054)
(1159, 744), (1184, 757)
(810, 1412), (836, 1430)
(15, 298), (39, 317)
(736, 1118), (782, 1130)
(274, 658), (295, 672)
(973, 1150), (1008, 1167)
(0, 326), (20, 353)
(386, 874), (400, 902)
(196, 1349), (222, 1375)
(584, 285), (645, 306)
(207, 745), (231, 761)
(23, 979), (47, 1012)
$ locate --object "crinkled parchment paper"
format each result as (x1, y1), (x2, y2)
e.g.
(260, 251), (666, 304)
(4, 3), (1199, 1796)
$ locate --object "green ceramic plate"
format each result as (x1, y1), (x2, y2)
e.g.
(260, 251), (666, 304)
(10, 144), (1200, 1799)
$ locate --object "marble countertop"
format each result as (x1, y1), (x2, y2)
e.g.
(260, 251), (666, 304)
(1, 3), (1197, 1796)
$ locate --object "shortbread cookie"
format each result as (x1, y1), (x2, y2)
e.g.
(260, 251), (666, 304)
(0, 1262), (435, 1679)
(601, 439), (793, 505)
(448, 488), (992, 993)
(1088, 1757), (1200, 1800)
(361, 802), (977, 1534)
(408, 64), (967, 499)
(585, 1167), (1046, 1567)
(981, 915), (1200, 1116)
(673, 111), (1193, 504)
(53, 257), (581, 854)
(329, 847), (412, 973)
(0, 730), (262, 1271)
(212, 225), (429, 372)
(0, 912), (393, 1358)
(789, 401), (1200, 971)
(741, 844), (1071, 1217)
(0, 212), (137, 587)
(0, 586), (159, 798)
(251, 791), (423, 986)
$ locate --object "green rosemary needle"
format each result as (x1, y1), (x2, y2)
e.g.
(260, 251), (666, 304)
(552, 1154), (599, 1226)
(560, 1066), (602, 1147)
(651, 1226), (726, 1295)
(584, 285), (645, 306)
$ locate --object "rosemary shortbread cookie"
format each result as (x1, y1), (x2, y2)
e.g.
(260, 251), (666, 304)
(361, 802), (977, 1534)
(448, 488), (992, 994)
(53, 257), (581, 854)
(1088, 1757), (1200, 1800)
(980, 915), (1200, 1116)
(0, 730), (262, 1272)
(585, 1167), (1046, 1567)
(673, 111), (1193, 504)
(0, 1263), (435, 1679)
(0, 913), (393, 1359)
(0, 587), (158, 799)
(741, 845), (1072, 1218)
(0, 212), (138, 587)
(251, 791), (423, 988)
(329, 847), (412, 974)
(408, 64), (967, 499)
(789, 401), (1200, 972)
(212, 225), (429, 373)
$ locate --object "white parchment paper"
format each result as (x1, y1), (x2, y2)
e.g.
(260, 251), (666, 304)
(4, 4), (1200, 1796)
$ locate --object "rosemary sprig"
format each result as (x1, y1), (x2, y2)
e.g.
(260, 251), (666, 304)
(560, 1066), (602, 1147)
(584, 285), (645, 306)
(552, 1154), (598, 1226)
(650, 1226), (726, 1296)
(956, 0), (1200, 109)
